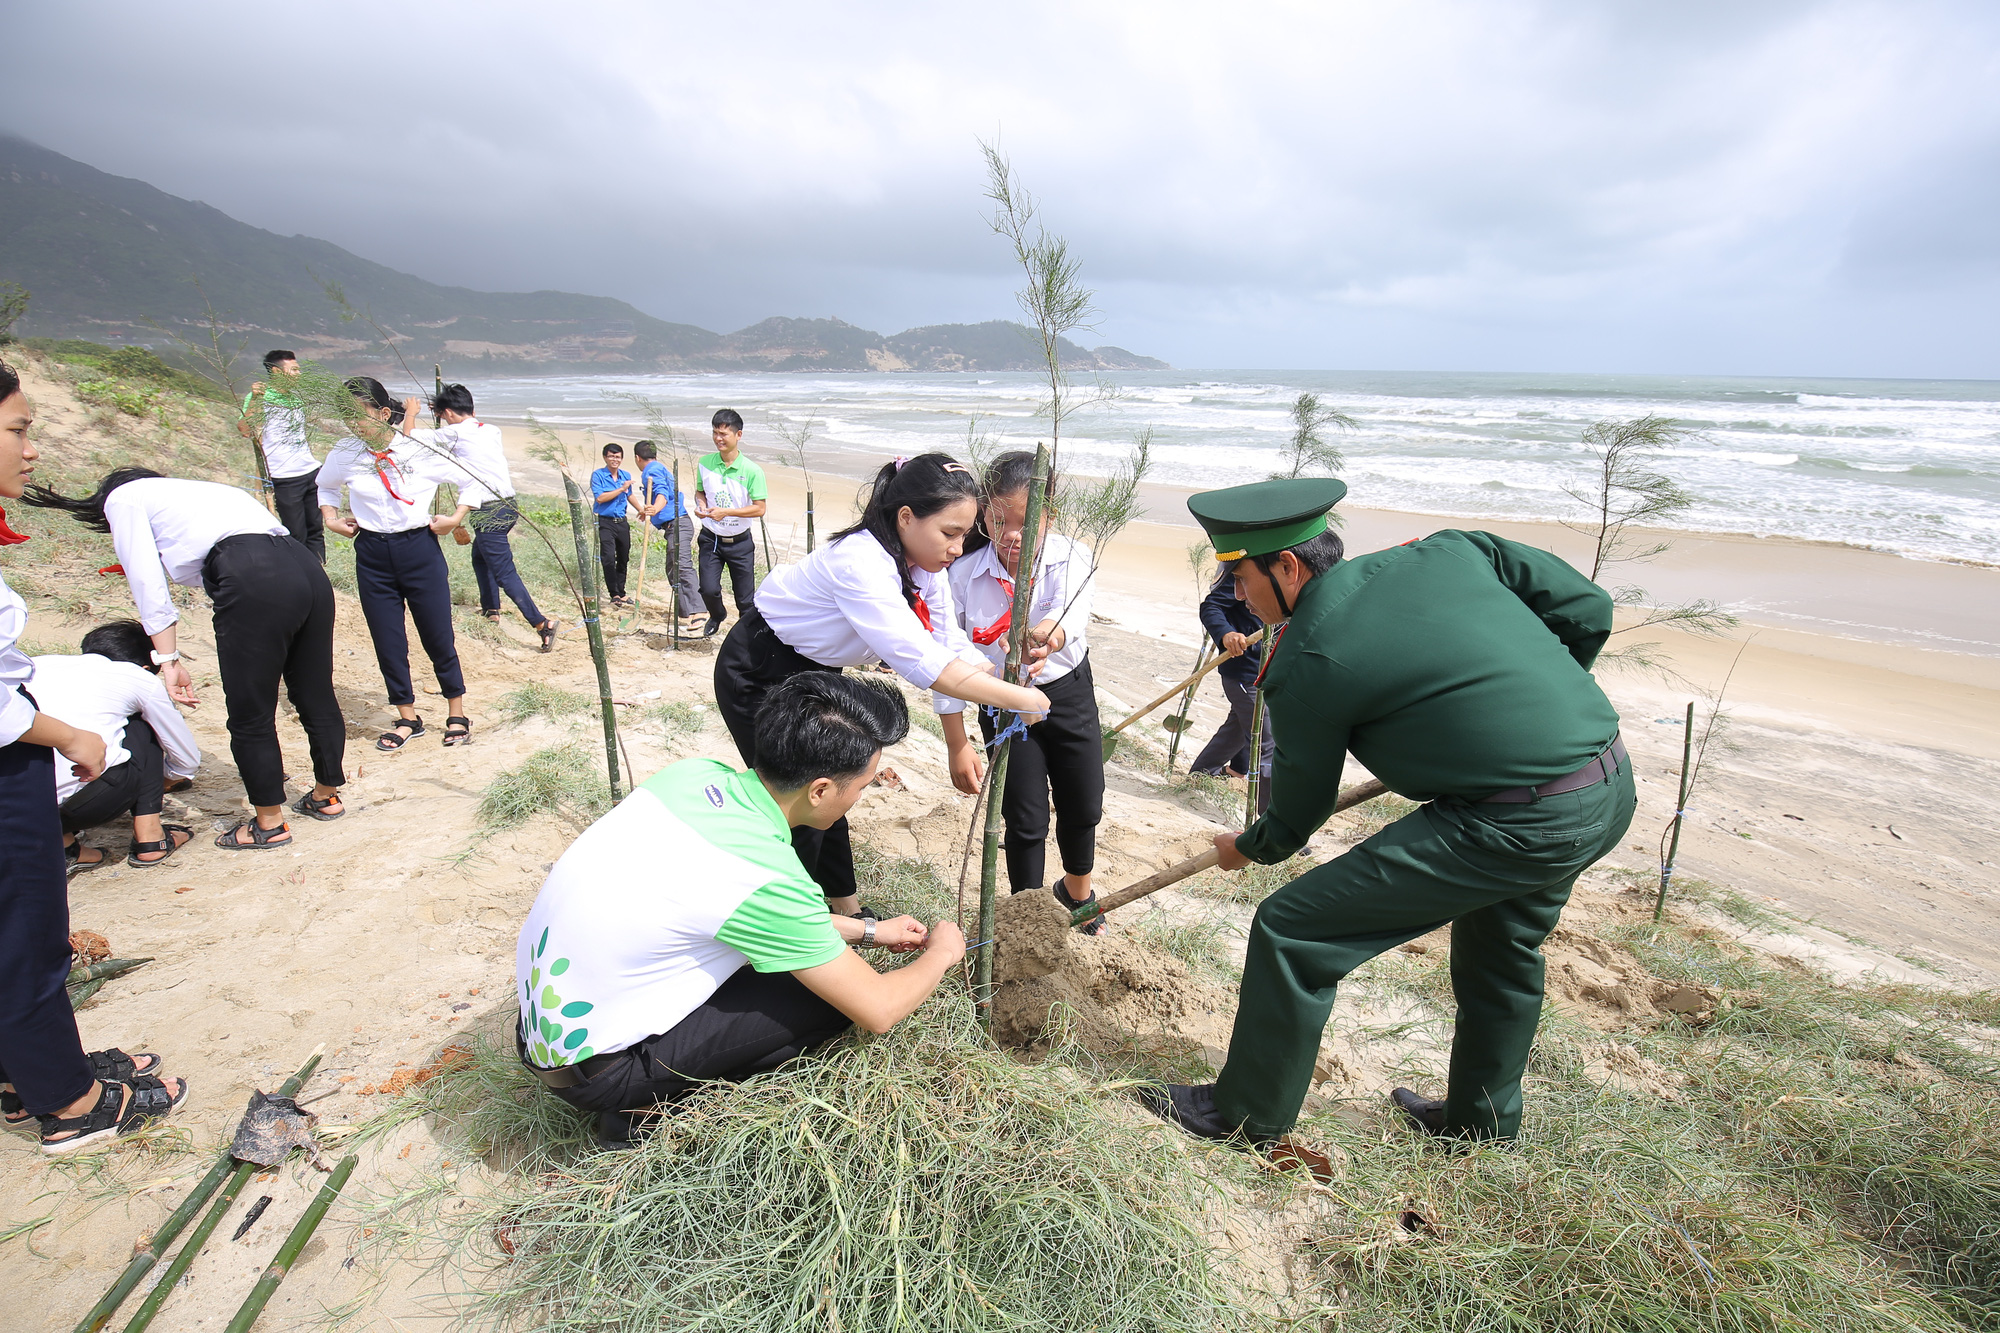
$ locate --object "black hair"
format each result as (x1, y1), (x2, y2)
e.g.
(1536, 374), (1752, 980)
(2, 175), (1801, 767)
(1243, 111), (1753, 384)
(344, 375), (406, 427)
(24, 466), (166, 533)
(1232, 529), (1345, 618)
(0, 359), (19, 403)
(964, 448), (1059, 556)
(753, 671), (909, 791)
(262, 349), (297, 371)
(602, 442), (624, 456)
(829, 452), (981, 609)
(432, 382), (475, 417)
(712, 408), (744, 432)
(80, 619), (153, 669)
(633, 440), (658, 461)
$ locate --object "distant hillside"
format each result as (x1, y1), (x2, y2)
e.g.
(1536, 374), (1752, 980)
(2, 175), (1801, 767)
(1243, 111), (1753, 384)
(0, 136), (1168, 375)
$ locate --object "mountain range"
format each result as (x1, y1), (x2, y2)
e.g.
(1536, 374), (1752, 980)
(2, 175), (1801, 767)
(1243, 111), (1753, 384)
(0, 135), (1167, 375)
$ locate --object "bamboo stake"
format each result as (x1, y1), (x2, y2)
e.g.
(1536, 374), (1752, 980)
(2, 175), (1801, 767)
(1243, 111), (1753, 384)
(670, 458), (684, 649)
(1654, 701), (1696, 923)
(1164, 641), (1211, 771)
(66, 958), (152, 986)
(1070, 778), (1388, 927)
(221, 1155), (358, 1333)
(759, 516), (774, 575)
(67, 979), (104, 1009)
(562, 475), (622, 802)
(81, 1047), (325, 1333)
(1244, 686), (1266, 827)
(1102, 626), (1266, 758)
(805, 481), (816, 554)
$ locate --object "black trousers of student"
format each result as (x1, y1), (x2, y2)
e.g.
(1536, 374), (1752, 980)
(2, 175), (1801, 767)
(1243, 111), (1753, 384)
(354, 526), (466, 709)
(0, 699), (96, 1116)
(713, 608), (854, 901)
(470, 501), (544, 627)
(698, 528), (757, 625)
(270, 468), (325, 564)
(597, 515), (631, 599)
(60, 716), (163, 832)
(1191, 674), (1275, 816)
(527, 965), (850, 1140)
(974, 656), (1106, 894)
(204, 533), (347, 808)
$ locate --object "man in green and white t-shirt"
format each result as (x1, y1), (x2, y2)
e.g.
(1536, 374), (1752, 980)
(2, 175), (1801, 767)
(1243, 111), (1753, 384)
(236, 349), (324, 562)
(516, 671), (963, 1146)
(694, 407), (767, 638)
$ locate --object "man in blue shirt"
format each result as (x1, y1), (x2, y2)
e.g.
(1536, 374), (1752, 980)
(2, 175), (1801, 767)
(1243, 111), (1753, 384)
(1189, 572), (1274, 814)
(589, 443), (636, 606)
(633, 440), (702, 629)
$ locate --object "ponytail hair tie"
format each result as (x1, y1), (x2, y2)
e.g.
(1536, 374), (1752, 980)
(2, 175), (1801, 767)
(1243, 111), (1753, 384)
(892, 456), (909, 471)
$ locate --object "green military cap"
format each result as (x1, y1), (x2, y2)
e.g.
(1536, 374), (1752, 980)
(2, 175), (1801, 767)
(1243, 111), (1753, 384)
(1187, 477), (1347, 561)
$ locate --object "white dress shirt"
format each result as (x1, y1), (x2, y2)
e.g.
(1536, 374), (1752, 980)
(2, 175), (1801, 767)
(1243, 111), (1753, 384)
(317, 434), (457, 533)
(258, 395), (318, 479)
(754, 532), (987, 711)
(28, 653), (201, 804)
(0, 566), (37, 747)
(937, 533), (1094, 715)
(103, 478), (290, 635)
(405, 419), (514, 508)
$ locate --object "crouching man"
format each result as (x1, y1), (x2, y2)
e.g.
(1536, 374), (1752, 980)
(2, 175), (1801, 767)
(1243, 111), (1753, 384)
(515, 671), (964, 1147)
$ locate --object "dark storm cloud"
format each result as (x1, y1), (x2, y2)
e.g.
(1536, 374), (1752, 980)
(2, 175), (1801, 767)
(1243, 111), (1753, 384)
(9, 0), (1998, 375)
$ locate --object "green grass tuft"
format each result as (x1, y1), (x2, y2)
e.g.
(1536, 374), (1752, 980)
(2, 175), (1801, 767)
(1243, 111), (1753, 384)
(496, 681), (596, 725)
(476, 741), (615, 831)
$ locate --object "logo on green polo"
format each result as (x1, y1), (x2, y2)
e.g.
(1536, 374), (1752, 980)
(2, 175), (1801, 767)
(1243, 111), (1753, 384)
(523, 926), (596, 1066)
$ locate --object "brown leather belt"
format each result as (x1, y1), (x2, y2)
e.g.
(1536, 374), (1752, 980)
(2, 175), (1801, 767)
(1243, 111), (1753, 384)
(1479, 735), (1627, 804)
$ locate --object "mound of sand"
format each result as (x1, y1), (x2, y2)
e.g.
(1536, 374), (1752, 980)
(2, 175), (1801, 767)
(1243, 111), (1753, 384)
(1541, 921), (1720, 1029)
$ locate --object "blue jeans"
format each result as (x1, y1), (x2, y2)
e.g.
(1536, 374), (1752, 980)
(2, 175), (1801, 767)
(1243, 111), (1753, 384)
(471, 501), (544, 627)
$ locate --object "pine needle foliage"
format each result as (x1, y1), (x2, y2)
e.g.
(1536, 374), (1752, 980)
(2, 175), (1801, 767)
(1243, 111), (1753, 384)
(1270, 391), (1356, 482)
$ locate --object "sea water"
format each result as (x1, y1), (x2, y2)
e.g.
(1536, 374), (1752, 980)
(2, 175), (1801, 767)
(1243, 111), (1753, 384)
(475, 369), (2000, 567)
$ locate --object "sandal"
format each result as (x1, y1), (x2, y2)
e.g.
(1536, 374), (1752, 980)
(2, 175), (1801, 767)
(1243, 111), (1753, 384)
(3, 1049), (162, 1126)
(377, 716), (425, 751)
(127, 824), (193, 868)
(215, 819), (291, 850)
(40, 1075), (189, 1155)
(291, 790), (345, 822)
(1057, 882), (1104, 936)
(479, 608), (503, 621)
(538, 619), (559, 653)
(64, 840), (109, 879)
(442, 715), (473, 747)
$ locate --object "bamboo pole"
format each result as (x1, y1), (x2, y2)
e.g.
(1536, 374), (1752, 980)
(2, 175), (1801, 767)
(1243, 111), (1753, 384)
(82, 1047), (325, 1333)
(759, 516), (774, 576)
(1070, 778), (1388, 927)
(221, 1155), (358, 1333)
(975, 443), (1052, 1021)
(562, 475), (622, 802)
(1654, 701), (1696, 923)
(805, 477), (816, 554)
(1164, 640), (1211, 770)
(66, 957), (152, 986)
(1244, 686), (1266, 827)
(670, 458), (684, 649)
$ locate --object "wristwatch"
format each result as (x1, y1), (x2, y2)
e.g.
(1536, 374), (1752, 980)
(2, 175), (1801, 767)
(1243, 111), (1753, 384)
(861, 918), (878, 947)
(150, 650), (181, 666)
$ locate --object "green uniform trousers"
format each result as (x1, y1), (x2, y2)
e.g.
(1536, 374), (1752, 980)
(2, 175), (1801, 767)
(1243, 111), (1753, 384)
(1213, 756), (1636, 1141)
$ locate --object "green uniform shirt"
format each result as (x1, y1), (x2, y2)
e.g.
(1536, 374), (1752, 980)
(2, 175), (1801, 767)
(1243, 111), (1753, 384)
(1240, 529), (1621, 864)
(696, 451), (768, 538)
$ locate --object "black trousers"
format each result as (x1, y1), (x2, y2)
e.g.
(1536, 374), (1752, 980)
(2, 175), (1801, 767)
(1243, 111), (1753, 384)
(470, 501), (544, 626)
(0, 704), (95, 1115)
(713, 609), (854, 901)
(974, 655), (1105, 893)
(530, 965), (850, 1140)
(204, 533), (347, 807)
(698, 528), (757, 624)
(597, 515), (631, 598)
(1191, 674), (1275, 815)
(353, 526), (466, 707)
(60, 715), (163, 831)
(270, 468), (325, 564)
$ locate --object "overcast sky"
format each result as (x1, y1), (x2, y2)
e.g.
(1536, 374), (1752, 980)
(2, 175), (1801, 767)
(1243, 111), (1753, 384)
(11, 1), (1999, 377)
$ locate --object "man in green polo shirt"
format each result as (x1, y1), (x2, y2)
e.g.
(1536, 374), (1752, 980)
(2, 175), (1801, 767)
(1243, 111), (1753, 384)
(694, 407), (768, 638)
(1139, 478), (1635, 1147)
(516, 671), (964, 1147)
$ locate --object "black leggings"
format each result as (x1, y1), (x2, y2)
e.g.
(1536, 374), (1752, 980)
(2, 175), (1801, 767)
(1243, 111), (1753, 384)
(60, 715), (163, 831)
(713, 609), (853, 901)
(0, 708), (95, 1115)
(271, 468), (325, 564)
(204, 533), (347, 808)
(353, 526), (465, 706)
(975, 656), (1105, 893)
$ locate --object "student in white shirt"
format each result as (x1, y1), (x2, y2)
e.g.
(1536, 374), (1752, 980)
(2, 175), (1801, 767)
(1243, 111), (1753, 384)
(1, 361), (190, 1152)
(27, 468), (347, 852)
(33, 620), (201, 872)
(714, 452), (1052, 916)
(318, 376), (473, 751)
(941, 451), (1108, 930)
(237, 349), (323, 562)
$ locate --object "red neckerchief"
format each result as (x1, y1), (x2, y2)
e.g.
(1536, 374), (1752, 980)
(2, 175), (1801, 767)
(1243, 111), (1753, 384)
(0, 504), (27, 546)
(98, 564), (125, 576)
(912, 596), (934, 632)
(1253, 621), (1287, 688)
(971, 574), (1014, 645)
(369, 444), (415, 506)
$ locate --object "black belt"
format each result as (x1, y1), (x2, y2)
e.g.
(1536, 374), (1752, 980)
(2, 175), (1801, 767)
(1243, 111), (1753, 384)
(1479, 735), (1627, 804)
(706, 530), (749, 544)
(517, 1020), (620, 1088)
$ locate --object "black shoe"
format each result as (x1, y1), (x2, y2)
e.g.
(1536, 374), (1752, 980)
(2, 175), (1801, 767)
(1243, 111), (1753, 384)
(596, 1109), (643, 1151)
(1390, 1086), (1448, 1136)
(1134, 1082), (1272, 1151)
(1055, 881), (1103, 935)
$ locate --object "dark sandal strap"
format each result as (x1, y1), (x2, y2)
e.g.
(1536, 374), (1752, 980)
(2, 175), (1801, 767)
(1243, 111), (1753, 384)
(90, 1049), (158, 1083)
(377, 717), (424, 749)
(128, 825), (192, 865)
(214, 819), (291, 849)
(442, 716), (473, 746)
(120, 1075), (186, 1118)
(291, 790), (344, 820)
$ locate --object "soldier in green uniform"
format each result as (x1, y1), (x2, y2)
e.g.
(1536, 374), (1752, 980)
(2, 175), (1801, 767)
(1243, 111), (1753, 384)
(1139, 478), (1635, 1146)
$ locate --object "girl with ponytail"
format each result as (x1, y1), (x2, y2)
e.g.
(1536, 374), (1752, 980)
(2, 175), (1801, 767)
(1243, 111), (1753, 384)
(714, 452), (1052, 916)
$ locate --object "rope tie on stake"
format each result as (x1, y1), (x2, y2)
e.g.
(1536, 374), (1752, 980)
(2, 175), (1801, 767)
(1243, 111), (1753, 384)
(982, 705), (1030, 750)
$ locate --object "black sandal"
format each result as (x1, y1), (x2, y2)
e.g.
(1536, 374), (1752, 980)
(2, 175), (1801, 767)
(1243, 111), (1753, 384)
(538, 619), (559, 653)
(215, 819), (291, 850)
(479, 608), (503, 621)
(39, 1075), (189, 1155)
(3, 1049), (162, 1127)
(442, 715), (473, 746)
(1057, 882), (1104, 936)
(127, 824), (193, 868)
(291, 790), (345, 822)
(64, 840), (109, 879)
(377, 716), (425, 751)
